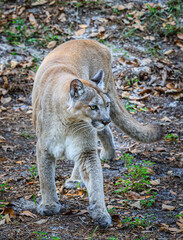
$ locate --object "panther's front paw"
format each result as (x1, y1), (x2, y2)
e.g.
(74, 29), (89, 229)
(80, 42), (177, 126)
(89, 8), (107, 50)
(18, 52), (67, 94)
(100, 149), (115, 161)
(37, 201), (61, 216)
(89, 208), (112, 229)
(65, 178), (85, 189)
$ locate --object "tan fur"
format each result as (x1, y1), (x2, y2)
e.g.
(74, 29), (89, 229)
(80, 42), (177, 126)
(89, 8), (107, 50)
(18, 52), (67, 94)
(32, 39), (163, 228)
(33, 39), (162, 142)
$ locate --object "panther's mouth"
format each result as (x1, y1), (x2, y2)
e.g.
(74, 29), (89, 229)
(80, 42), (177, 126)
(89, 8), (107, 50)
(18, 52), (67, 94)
(91, 119), (111, 131)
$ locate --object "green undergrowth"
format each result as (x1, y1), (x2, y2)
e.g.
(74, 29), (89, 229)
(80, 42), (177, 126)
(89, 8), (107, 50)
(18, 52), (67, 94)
(115, 154), (155, 193)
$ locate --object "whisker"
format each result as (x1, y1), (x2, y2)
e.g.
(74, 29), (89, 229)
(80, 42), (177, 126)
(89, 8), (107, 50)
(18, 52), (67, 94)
(73, 125), (90, 135)
(72, 123), (89, 133)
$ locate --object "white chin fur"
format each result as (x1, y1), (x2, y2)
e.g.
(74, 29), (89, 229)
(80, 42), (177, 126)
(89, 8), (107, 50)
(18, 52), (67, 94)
(95, 126), (105, 131)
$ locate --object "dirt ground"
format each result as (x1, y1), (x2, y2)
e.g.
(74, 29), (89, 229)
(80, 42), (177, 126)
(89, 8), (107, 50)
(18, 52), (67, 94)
(0, 1), (183, 239)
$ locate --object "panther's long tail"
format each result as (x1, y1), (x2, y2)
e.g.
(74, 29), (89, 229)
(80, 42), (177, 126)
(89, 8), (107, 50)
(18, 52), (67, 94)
(107, 76), (163, 143)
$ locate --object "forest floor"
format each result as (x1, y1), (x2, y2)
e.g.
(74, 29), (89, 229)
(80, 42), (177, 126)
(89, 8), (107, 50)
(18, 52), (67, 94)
(0, 0), (183, 239)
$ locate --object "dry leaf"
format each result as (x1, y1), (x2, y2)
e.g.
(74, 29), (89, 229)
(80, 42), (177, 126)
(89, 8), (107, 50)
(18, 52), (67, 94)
(162, 204), (176, 211)
(78, 24), (88, 29)
(3, 76), (9, 89)
(1, 97), (11, 104)
(77, 209), (88, 215)
(166, 83), (175, 89)
(175, 39), (183, 50)
(32, 0), (47, 6)
(143, 36), (155, 41)
(98, 18), (108, 23)
(10, 60), (19, 68)
(47, 41), (57, 49)
(125, 191), (140, 200)
(29, 14), (38, 28)
(76, 28), (85, 36)
(124, 3), (134, 9)
(177, 219), (183, 229)
(22, 60), (33, 68)
(133, 20), (145, 31)
(104, 163), (110, 169)
(130, 200), (141, 209)
(0, 157), (7, 162)
(4, 214), (11, 223)
(3, 207), (15, 218)
(115, 5), (125, 11)
(177, 33), (183, 40)
(164, 49), (173, 55)
(78, 190), (83, 196)
(141, 58), (152, 65)
(150, 179), (160, 185)
(98, 26), (105, 33)
(139, 88), (153, 95)
(0, 136), (6, 142)
(170, 190), (177, 196)
(35, 219), (48, 224)
(16, 161), (23, 164)
(89, 32), (98, 38)
(168, 227), (182, 233)
(0, 219), (5, 225)
(146, 167), (156, 175)
(21, 210), (36, 218)
(160, 116), (171, 122)
(58, 13), (66, 22)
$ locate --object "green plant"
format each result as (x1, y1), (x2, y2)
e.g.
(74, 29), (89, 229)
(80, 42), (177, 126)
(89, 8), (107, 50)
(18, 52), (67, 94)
(0, 182), (10, 192)
(115, 157), (154, 193)
(34, 231), (48, 240)
(165, 133), (178, 141)
(140, 196), (155, 208)
(29, 165), (38, 178)
(139, 107), (148, 112)
(147, 45), (161, 57)
(99, 39), (106, 44)
(135, 235), (151, 240)
(88, 226), (98, 240)
(124, 102), (137, 112)
(145, 1), (183, 38)
(107, 207), (117, 214)
(121, 28), (137, 39)
(128, 77), (139, 86)
(108, 237), (118, 240)
(33, 231), (61, 240)
(21, 131), (35, 139)
(120, 153), (134, 168)
(121, 215), (151, 228)
(0, 200), (7, 208)
(32, 194), (37, 206)
(175, 212), (183, 218)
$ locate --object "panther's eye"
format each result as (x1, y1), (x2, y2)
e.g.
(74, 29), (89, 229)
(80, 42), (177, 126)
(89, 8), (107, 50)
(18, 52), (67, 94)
(90, 105), (98, 110)
(106, 102), (110, 107)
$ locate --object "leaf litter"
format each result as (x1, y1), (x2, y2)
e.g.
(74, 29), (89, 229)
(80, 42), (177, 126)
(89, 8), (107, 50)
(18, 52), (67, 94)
(0, 0), (183, 239)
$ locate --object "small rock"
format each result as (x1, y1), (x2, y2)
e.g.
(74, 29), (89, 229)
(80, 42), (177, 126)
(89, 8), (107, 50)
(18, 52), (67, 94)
(167, 170), (173, 176)
(169, 101), (178, 108)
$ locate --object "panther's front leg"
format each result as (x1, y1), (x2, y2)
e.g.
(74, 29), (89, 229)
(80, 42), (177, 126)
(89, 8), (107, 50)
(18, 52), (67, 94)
(65, 163), (84, 189)
(78, 150), (111, 228)
(36, 142), (61, 216)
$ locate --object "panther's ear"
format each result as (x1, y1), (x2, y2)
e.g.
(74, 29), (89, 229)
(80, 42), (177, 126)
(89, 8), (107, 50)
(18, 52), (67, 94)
(70, 79), (85, 98)
(91, 69), (105, 90)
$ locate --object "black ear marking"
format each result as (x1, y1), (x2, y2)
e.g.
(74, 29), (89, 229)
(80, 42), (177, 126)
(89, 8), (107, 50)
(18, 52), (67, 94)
(70, 79), (85, 98)
(91, 69), (105, 91)
(91, 69), (104, 85)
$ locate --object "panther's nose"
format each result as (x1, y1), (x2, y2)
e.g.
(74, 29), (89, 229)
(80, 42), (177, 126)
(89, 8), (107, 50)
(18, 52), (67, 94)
(101, 119), (111, 126)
